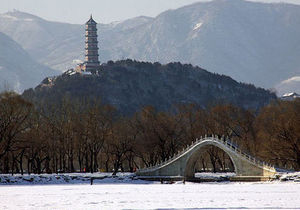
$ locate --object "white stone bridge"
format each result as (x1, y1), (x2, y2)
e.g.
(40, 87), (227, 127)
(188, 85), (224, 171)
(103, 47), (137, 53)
(136, 135), (276, 181)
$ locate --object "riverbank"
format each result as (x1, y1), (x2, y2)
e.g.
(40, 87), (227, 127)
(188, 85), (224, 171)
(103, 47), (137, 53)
(0, 172), (299, 185)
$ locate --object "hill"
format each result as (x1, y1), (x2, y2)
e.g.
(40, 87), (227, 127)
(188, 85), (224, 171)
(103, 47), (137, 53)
(0, 32), (56, 92)
(1, 0), (300, 93)
(23, 60), (276, 115)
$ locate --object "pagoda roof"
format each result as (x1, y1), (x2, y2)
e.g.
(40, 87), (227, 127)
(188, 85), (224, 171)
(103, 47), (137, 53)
(86, 14), (97, 24)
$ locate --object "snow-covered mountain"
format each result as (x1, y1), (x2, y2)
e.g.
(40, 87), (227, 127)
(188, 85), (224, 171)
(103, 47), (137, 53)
(100, 0), (300, 90)
(0, 11), (153, 71)
(0, 0), (300, 92)
(0, 10), (84, 71)
(0, 32), (56, 92)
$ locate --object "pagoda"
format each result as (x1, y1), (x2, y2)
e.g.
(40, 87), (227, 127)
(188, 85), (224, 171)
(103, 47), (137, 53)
(84, 15), (100, 73)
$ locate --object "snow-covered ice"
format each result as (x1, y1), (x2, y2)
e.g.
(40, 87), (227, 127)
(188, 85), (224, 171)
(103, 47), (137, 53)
(1, 172), (300, 209)
(1, 182), (300, 209)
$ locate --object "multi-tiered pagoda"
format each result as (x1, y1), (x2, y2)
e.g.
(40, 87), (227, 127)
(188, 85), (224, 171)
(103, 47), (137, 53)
(84, 15), (100, 73)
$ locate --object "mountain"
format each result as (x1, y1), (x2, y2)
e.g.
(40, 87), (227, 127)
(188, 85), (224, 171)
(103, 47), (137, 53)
(0, 10), (84, 71)
(23, 60), (276, 115)
(0, 32), (56, 92)
(1, 0), (300, 92)
(100, 0), (300, 90)
(0, 11), (152, 71)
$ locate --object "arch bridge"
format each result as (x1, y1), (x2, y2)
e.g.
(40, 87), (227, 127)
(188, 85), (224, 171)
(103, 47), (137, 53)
(136, 135), (276, 181)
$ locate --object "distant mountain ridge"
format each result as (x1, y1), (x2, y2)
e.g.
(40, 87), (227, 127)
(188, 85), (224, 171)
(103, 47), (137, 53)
(23, 60), (277, 115)
(0, 32), (55, 92)
(0, 0), (300, 94)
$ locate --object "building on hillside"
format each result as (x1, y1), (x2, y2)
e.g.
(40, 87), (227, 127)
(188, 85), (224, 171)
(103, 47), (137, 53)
(280, 92), (300, 101)
(75, 14), (100, 74)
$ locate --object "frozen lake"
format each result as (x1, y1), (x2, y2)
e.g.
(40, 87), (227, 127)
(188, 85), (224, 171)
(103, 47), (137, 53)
(1, 182), (300, 209)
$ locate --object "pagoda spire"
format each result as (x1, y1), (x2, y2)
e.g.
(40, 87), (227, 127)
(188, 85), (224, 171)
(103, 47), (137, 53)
(84, 15), (100, 73)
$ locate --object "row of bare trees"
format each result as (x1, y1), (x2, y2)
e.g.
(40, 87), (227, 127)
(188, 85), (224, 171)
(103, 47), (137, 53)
(0, 91), (299, 174)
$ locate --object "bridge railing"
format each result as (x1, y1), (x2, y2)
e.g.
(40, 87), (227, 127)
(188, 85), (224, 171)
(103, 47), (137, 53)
(138, 135), (275, 172)
(212, 135), (274, 169)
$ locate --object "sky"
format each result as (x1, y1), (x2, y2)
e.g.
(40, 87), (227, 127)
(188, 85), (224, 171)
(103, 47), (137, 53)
(0, 0), (300, 24)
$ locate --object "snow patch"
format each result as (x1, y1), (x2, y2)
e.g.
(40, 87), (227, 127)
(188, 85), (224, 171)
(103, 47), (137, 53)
(281, 92), (300, 100)
(1, 14), (18, 21)
(193, 22), (203, 30)
(1, 14), (33, 21)
(283, 92), (296, 97)
(72, 59), (83, 64)
(24, 18), (34, 22)
(195, 172), (235, 178)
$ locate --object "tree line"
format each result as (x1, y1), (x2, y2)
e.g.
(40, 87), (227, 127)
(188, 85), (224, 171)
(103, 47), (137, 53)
(0, 91), (299, 175)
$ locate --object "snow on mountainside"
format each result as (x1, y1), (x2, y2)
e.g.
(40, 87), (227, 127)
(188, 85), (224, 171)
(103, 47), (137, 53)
(0, 11), (151, 71)
(0, 10), (85, 71)
(110, 16), (154, 31)
(0, 1), (300, 92)
(0, 32), (56, 92)
(104, 0), (300, 89)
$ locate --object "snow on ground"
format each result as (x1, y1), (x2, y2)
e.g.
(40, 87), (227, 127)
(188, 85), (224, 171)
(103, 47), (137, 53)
(195, 172), (235, 178)
(0, 172), (300, 209)
(1, 182), (300, 209)
(0, 172), (146, 185)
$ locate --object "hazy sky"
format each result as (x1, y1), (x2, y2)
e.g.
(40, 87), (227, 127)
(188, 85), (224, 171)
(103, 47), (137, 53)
(0, 0), (300, 24)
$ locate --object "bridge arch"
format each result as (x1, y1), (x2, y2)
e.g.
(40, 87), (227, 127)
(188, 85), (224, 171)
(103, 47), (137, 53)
(136, 136), (276, 181)
(184, 140), (238, 179)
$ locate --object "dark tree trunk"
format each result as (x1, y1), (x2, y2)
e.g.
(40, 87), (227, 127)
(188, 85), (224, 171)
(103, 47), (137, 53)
(27, 158), (31, 175)
(105, 154), (110, 172)
(11, 153), (15, 175)
(90, 149), (93, 173)
(78, 153), (82, 172)
(19, 150), (25, 175)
